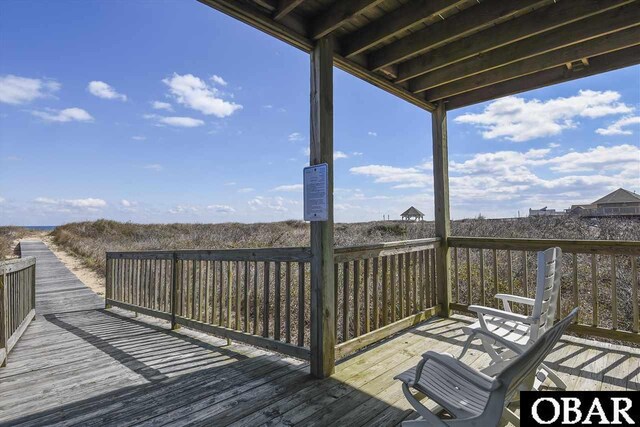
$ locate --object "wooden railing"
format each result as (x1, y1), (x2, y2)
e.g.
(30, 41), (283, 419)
(106, 239), (443, 361)
(106, 248), (312, 360)
(334, 238), (440, 358)
(0, 257), (36, 367)
(448, 237), (640, 344)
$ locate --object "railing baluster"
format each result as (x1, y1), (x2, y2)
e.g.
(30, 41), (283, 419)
(453, 248), (458, 304)
(507, 250), (513, 296)
(227, 261), (233, 331)
(632, 256), (638, 334)
(572, 253), (578, 323)
(298, 262), (305, 346)
(382, 256), (388, 326)
(466, 248), (471, 305)
(263, 261), (270, 338)
(254, 261), (259, 335)
(343, 261), (349, 341)
(274, 262), (281, 341)
(412, 252), (417, 314)
(373, 257), (379, 330)
(219, 260), (224, 326)
(405, 252), (411, 315)
(612, 255), (617, 330)
(591, 254), (597, 327)
(354, 260), (360, 337)
(236, 260), (241, 331)
(245, 261), (250, 334)
(390, 256), (396, 322)
(285, 262), (291, 342)
(479, 249), (485, 307)
(334, 264), (338, 340)
(205, 260), (210, 322)
(492, 249), (498, 303)
(364, 258), (370, 334)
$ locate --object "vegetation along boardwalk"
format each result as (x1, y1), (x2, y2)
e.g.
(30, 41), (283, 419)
(0, 239), (638, 426)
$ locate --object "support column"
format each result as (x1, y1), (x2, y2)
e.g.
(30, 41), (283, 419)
(432, 101), (451, 317)
(310, 36), (335, 378)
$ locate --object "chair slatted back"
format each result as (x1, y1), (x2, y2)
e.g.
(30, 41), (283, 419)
(530, 247), (562, 340)
(479, 308), (578, 423)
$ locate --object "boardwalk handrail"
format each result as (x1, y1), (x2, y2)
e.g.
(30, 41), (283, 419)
(0, 256), (36, 367)
(106, 247), (313, 360)
(448, 236), (640, 344)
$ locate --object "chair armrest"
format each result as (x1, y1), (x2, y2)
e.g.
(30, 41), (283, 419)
(470, 329), (527, 356)
(468, 305), (534, 324)
(416, 351), (498, 391)
(495, 293), (535, 306)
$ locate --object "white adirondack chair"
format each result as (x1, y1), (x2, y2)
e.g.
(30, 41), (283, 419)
(459, 247), (565, 390)
(395, 308), (578, 427)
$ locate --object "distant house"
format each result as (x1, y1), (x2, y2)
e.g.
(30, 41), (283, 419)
(568, 188), (640, 218)
(529, 207), (563, 217)
(401, 206), (424, 221)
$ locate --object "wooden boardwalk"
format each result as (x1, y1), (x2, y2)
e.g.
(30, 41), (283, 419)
(0, 240), (638, 426)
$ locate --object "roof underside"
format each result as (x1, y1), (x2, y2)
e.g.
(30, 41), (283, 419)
(198, 0), (640, 111)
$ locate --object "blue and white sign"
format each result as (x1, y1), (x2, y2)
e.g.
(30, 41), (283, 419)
(303, 163), (329, 221)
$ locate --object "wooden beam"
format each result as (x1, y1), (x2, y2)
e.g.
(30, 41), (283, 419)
(431, 102), (451, 317)
(423, 26), (640, 101)
(411, 5), (640, 94)
(310, 37), (336, 378)
(368, 0), (546, 71)
(273, 0), (305, 21)
(311, 0), (385, 40)
(197, 0), (435, 111)
(396, 0), (635, 83)
(340, 0), (464, 58)
(445, 45), (640, 110)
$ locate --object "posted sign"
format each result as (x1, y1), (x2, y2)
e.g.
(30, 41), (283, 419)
(303, 163), (329, 221)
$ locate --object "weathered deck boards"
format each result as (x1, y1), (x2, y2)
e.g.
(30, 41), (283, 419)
(0, 240), (637, 426)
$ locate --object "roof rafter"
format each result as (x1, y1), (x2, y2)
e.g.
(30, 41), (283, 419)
(368, 0), (548, 71)
(413, 5), (640, 94)
(340, 0), (466, 58)
(311, 0), (386, 40)
(445, 45), (640, 110)
(273, 0), (306, 21)
(424, 26), (640, 101)
(396, 0), (635, 83)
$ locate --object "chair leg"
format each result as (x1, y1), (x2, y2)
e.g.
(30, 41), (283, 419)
(541, 362), (567, 390)
(458, 330), (478, 360)
(502, 407), (520, 427)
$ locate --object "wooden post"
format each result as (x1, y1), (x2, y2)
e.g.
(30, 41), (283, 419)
(170, 253), (180, 330)
(309, 36), (336, 379)
(105, 257), (112, 309)
(432, 101), (451, 317)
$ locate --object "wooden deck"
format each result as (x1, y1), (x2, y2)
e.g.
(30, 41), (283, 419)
(1, 240), (638, 426)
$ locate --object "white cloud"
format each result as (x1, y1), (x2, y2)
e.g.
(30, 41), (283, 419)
(368, 131), (377, 137)
(132, 135), (146, 141)
(0, 75), (60, 105)
(350, 165), (431, 188)
(143, 164), (163, 171)
(35, 197), (107, 210)
(163, 73), (241, 118)
(224, 181), (236, 186)
(87, 81), (127, 101)
(238, 187), (255, 193)
(596, 116), (640, 136)
(169, 205), (199, 214)
(289, 132), (304, 142)
(272, 184), (303, 192)
(159, 116), (204, 127)
(152, 101), (173, 111)
(352, 151), (363, 156)
(248, 196), (296, 212)
(120, 199), (137, 207)
(31, 107), (93, 123)
(210, 75), (228, 86)
(455, 90), (634, 142)
(334, 151), (349, 160)
(0, 197), (5, 203)
(207, 204), (235, 213)
(544, 144), (639, 173)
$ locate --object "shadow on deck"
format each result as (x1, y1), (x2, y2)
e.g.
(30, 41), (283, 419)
(1, 307), (638, 427)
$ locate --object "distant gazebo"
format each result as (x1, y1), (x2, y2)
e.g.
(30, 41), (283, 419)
(401, 206), (424, 221)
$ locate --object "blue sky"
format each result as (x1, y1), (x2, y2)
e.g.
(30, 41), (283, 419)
(0, 0), (638, 226)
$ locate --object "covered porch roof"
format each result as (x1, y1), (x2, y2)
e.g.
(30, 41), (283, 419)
(198, 0), (640, 111)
